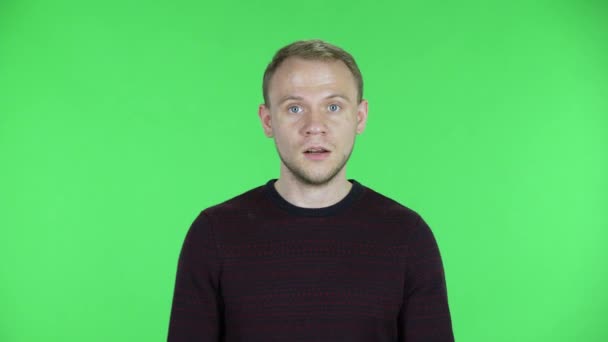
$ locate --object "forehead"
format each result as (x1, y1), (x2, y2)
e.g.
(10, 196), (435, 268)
(268, 57), (357, 103)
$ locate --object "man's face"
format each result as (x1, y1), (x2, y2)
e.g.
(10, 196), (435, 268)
(258, 57), (368, 186)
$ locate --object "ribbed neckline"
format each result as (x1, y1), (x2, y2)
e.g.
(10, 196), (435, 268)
(264, 179), (364, 217)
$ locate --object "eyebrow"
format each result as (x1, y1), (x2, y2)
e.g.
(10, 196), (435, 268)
(277, 93), (351, 105)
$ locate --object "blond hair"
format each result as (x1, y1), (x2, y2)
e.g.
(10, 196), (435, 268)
(262, 39), (363, 106)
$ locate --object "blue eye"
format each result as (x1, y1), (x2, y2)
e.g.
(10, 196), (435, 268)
(288, 105), (302, 114)
(328, 104), (341, 112)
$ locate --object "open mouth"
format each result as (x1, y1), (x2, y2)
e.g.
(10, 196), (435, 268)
(303, 147), (331, 160)
(304, 147), (330, 154)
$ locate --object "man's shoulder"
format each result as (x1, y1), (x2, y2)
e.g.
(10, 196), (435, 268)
(358, 184), (422, 225)
(202, 182), (268, 217)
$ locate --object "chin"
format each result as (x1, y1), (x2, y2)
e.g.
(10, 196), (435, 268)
(294, 164), (346, 186)
(279, 151), (348, 186)
(300, 174), (336, 185)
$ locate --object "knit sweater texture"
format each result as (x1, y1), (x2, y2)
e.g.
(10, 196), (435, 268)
(168, 179), (454, 341)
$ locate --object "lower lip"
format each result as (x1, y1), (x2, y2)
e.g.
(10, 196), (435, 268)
(304, 151), (331, 160)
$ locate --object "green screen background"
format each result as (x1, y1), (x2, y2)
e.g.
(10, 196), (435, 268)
(1, 0), (606, 341)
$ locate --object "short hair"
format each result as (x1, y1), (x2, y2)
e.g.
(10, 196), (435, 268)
(262, 39), (363, 106)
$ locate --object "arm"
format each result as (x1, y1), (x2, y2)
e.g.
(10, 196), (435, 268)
(398, 215), (454, 341)
(168, 212), (224, 341)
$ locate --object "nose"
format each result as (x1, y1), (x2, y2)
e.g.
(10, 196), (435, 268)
(301, 108), (327, 136)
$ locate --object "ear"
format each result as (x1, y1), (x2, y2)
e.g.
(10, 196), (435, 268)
(355, 99), (369, 134)
(258, 104), (274, 138)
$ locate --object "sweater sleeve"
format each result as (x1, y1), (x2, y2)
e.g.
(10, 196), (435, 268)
(398, 215), (455, 341)
(168, 211), (224, 341)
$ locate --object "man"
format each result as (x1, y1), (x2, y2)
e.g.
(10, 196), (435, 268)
(168, 39), (454, 341)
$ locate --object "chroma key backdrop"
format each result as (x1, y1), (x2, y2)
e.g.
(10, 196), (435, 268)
(1, 0), (606, 341)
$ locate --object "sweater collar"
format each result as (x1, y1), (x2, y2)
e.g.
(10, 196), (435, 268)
(264, 179), (364, 217)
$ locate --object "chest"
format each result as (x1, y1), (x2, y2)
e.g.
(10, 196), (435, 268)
(219, 238), (406, 322)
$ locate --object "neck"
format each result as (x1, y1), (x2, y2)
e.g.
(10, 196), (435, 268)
(274, 170), (352, 209)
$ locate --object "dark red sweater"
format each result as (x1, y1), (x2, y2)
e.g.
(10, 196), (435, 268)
(168, 179), (454, 341)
